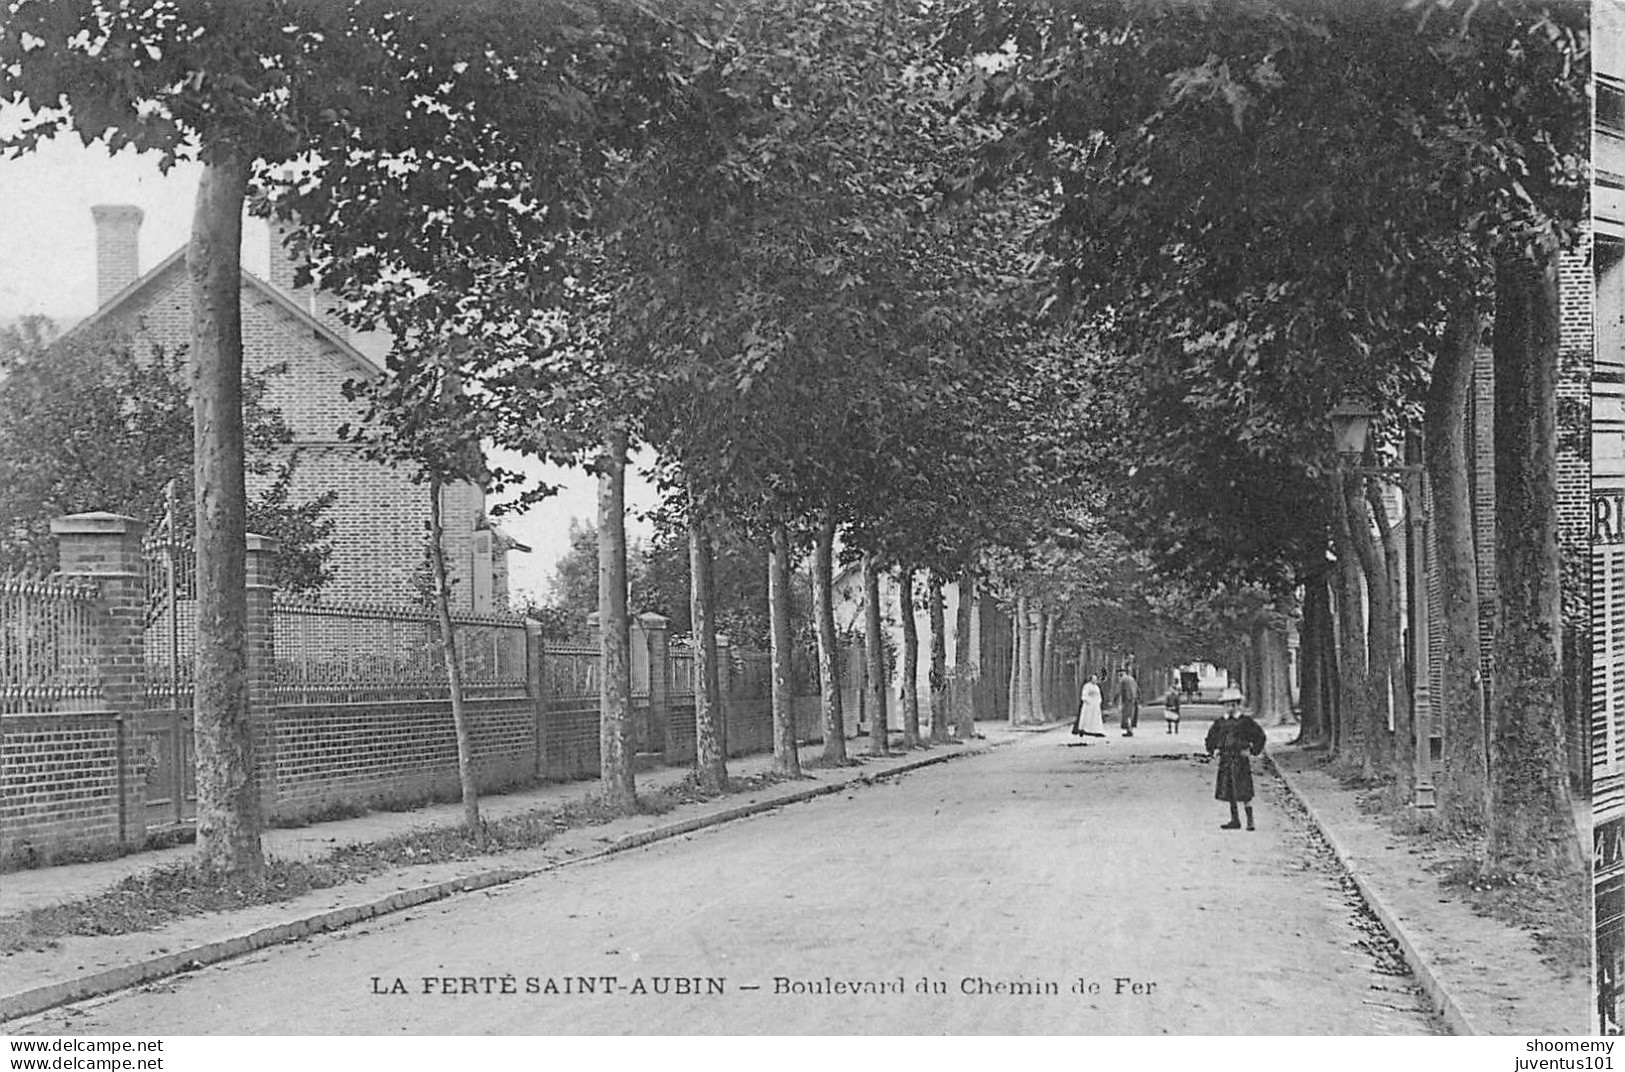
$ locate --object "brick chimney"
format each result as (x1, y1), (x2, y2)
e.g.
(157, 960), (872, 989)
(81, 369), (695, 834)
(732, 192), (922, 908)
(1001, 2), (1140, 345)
(91, 204), (143, 307)
(267, 219), (308, 300)
(267, 218), (349, 342)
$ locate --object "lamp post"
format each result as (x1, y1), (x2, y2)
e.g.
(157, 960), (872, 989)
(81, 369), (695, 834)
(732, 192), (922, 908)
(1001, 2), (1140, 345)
(1328, 397), (1435, 809)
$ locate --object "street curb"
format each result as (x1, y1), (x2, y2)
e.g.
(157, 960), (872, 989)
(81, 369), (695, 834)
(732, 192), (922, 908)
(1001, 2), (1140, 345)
(592, 737), (1005, 860)
(0, 868), (530, 1027)
(1266, 754), (1480, 1037)
(0, 738), (1007, 1025)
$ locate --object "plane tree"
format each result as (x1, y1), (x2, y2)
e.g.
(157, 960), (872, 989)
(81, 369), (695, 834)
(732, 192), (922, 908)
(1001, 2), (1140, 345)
(264, 2), (720, 814)
(2, 0), (725, 849)
(0, 0), (550, 876)
(939, 0), (1587, 870)
(583, 0), (1014, 770)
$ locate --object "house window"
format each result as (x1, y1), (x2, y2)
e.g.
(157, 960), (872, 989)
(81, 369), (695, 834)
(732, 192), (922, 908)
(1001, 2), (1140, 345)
(1603, 80), (1625, 135)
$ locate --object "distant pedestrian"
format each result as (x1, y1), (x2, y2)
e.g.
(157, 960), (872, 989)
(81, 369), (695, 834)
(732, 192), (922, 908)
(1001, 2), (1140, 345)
(1112, 666), (1140, 737)
(1205, 685), (1266, 830)
(1163, 681), (1181, 734)
(1073, 673), (1106, 739)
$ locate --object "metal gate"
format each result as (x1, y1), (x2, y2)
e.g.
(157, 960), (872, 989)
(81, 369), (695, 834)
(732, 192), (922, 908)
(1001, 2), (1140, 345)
(142, 489), (196, 829)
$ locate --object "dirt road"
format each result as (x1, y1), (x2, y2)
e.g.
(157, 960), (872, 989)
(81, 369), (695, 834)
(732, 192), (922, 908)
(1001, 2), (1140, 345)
(19, 726), (1442, 1035)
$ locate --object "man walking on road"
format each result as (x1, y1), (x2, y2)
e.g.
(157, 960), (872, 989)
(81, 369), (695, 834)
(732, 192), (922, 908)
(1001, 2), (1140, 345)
(1113, 665), (1140, 737)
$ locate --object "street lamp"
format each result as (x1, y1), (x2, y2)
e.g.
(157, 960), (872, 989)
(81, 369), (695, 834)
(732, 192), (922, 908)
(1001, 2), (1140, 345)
(1328, 397), (1379, 462)
(1327, 396), (1436, 810)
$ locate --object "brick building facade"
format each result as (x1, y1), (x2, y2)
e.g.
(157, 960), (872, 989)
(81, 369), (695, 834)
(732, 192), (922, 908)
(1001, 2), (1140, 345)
(1597, 0), (1625, 1037)
(65, 205), (523, 610)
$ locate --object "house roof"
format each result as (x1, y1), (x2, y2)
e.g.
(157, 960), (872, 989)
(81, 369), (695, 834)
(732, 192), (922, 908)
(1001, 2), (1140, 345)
(65, 247), (383, 381)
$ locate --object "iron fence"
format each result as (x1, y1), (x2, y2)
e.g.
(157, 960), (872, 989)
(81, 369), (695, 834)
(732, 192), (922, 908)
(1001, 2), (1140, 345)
(0, 573), (102, 713)
(272, 598), (529, 704)
(543, 641), (599, 701)
(142, 527), (195, 704)
(669, 643), (697, 697)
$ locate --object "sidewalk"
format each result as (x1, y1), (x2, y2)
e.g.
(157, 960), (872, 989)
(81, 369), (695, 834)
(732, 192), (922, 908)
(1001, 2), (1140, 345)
(0, 727), (1023, 1024)
(1266, 727), (1591, 1036)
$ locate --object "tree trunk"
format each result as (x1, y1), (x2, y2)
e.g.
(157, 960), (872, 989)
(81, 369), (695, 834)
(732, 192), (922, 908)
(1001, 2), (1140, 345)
(1367, 484), (1414, 799)
(898, 567), (921, 748)
(1031, 601), (1047, 721)
(1565, 628), (1589, 797)
(1329, 472), (1369, 771)
(863, 553), (889, 756)
(1036, 611), (1051, 718)
(928, 570), (949, 745)
(812, 513), (848, 764)
(1015, 597), (1047, 725)
(598, 426), (636, 811)
(767, 522), (802, 777)
(954, 564), (978, 739)
(1253, 620), (1293, 727)
(1043, 612), (1060, 720)
(190, 147), (262, 878)
(853, 634), (867, 731)
(687, 486), (728, 792)
(1318, 571), (1343, 753)
(1296, 573), (1328, 747)
(1487, 249), (1581, 874)
(1426, 297), (1489, 832)
(1241, 632), (1259, 715)
(1345, 476), (1394, 780)
(1007, 601), (1022, 724)
(428, 476), (483, 843)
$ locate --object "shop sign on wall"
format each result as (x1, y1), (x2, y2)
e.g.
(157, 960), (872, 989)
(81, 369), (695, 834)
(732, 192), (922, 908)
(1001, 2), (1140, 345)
(1598, 492), (1625, 546)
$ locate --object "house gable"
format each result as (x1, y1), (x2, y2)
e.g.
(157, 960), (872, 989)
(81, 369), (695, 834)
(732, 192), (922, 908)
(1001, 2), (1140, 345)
(72, 250), (382, 446)
(55, 234), (506, 609)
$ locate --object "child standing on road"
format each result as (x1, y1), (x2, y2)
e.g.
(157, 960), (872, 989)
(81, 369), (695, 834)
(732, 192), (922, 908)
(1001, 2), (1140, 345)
(1163, 682), (1181, 734)
(1204, 686), (1266, 830)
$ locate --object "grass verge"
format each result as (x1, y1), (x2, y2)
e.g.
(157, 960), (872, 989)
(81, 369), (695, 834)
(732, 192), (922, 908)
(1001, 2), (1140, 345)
(1433, 853), (1590, 980)
(1356, 785), (1587, 981)
(0, 769), (790, 957)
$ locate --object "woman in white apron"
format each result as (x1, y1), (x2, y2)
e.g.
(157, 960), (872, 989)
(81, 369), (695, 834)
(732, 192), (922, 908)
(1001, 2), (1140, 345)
(1073, 673), (1106, 738)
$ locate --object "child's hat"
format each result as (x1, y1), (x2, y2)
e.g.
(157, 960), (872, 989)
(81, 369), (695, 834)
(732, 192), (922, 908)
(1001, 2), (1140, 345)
(1220, 685), (1244, 704)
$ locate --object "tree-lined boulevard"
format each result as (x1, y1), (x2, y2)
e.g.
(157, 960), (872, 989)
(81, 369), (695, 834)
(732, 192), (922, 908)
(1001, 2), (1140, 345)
(13, 727), (1444, 1035)
(0, 0), (1594, 1038)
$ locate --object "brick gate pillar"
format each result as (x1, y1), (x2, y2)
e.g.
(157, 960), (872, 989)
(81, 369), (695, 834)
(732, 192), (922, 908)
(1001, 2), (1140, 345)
(245, 534), (279, 816)
(525, 619), (548, 780)
(714, 632), (732, 757)
(50, 512), (147, 848)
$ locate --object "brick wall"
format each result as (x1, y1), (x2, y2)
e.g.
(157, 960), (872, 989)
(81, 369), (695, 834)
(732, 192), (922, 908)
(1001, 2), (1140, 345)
(0, 713), (125, 865)
(542, 699), (602, 781)
(270, 696), (537, 820)
(1559, 244), (1595, 568)
(717, 689), (825, 759)
(2, 515), (151, 865)
(4, 518), (837, 865)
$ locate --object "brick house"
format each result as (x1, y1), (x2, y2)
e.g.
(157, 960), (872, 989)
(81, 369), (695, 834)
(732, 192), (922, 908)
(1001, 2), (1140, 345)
(68, 204), (524, 611)
(1595, 0), (1625, 1035)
